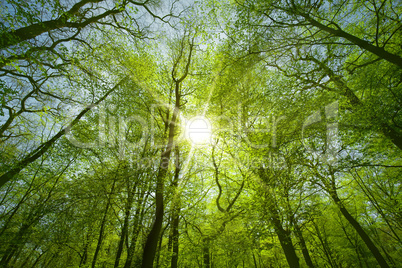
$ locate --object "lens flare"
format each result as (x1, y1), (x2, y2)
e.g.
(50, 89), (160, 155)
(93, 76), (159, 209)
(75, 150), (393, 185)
(185, 116), (212, 145)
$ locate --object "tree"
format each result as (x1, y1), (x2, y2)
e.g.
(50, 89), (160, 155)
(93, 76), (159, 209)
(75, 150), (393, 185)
(0, 0), (172, 188)
(1, 1), (401, 267)
(141, 32), (195, 268)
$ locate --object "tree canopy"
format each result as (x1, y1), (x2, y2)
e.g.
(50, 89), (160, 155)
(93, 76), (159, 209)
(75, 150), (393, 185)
(1, 0), (401, 267)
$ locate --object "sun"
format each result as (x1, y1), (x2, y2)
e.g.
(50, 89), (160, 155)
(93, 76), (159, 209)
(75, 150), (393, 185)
(185, 116), (212, 145)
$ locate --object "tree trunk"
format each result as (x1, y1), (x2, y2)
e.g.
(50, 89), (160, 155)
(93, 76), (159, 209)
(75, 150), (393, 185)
(30, 249), (47, 268)
(79, 234), (90, 267)
(302, 14), (402, 69)
(0, 222), (31, 267)
(203, 238), (210, 268)
(170, 208), (180, 268)
(171, 146), (181, 268)
(155, 225), (167, 268)
(328, 184), (389, 268)
(272, 217), (300, 268)
(141, 168), (167, 268)
(0, 0), (122, 49)
(252, 251), (258, 268)
(92, 179), (116, 268)
(141, 36), (193, 267)
(114, 188), (135, 268)
(124, 189), (147, 268)
(257, 170), (299, 267)
(306, 56), (402, 151)
(294, 224), (314, 268)
(312, 221), (337, 268)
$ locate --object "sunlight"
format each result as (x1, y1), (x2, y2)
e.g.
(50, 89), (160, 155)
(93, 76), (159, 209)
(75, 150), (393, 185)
(185, 116), (212, 145)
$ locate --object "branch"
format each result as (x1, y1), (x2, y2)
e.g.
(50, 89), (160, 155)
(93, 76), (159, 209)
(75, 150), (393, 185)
(301, 14), (402, 68)
(0, 77), (127, 188)
(0, 0), (105, 49)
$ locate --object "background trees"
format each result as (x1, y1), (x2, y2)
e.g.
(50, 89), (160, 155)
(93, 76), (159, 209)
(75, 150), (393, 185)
(1, 0), (401, 267)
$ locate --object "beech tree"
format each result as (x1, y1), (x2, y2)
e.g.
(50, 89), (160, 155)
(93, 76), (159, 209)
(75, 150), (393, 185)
(1, 0), (401, 267)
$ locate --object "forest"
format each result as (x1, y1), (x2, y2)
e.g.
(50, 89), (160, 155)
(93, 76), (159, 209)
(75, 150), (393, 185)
(0, 0), (401, 267)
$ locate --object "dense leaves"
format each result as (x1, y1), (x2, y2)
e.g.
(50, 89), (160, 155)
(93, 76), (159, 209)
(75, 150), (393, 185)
(1, 0), (401, 267)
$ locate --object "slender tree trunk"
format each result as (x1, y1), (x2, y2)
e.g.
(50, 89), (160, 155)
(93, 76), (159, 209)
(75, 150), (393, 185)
(339, 219), (364, 268)
(313, 222), (337, 268)
(171, 146), (181, 268)
(155, 225), (167, 268)
(294, 224), (314, 268)
(43, 253), (57, 268)
(252, 251), (258, 268)
(0, 222), (31, 267)
(327, 184), (389, 268)
(302, 14), (402, 69)
(124, 189), (148, 268)
(0, 174), (38, 237)
(92, 179), (116, 268)
(114, 207), (130, 268)
(170, 208), (180, 268)
(80, 234), (90, 267)
(271, 217), (300, 268)
(114, 189), (135, 268)
(123, 210), (140, 268)
(30, 249), (47, 268)
(353, 171), (401, 243)
(141, 37), (194, 267)
(19, 245), (38, 267)
(203, 237), (210, 268)
(141, 96), (177, 267)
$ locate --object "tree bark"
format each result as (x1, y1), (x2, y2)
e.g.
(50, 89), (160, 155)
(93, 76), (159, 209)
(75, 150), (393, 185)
(0, 223), (31, 267)
(271, 214), (300, 268)
(79, 234), (90, 267)
(305, 56), (402, 151)
(114, 180), (136, 268)
(141, 36), (193, 268)
(327, 182), (389, 268)
(203, 237), (210, 268)
(302, 15), (402, 69)
(312, 221), (337, 268)
(170, 146), (181, 268)
(91, 179), (116, 268)
(124, 189), (147, 268)
(252, 251), (258, 268)
(0, 0), (120, 49)
(294, 224), (314, 268)
(170, 207), (180, 268)
(258, 170), (299, 267)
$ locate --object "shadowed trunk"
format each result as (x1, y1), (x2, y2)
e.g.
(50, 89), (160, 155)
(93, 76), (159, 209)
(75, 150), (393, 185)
(302, 14), (402, 69)
(328, 186), (389, 268)
(170, 146), (181, 268)
(114, 186), (135, 268)
(141, 35), (193, 268)
(294, 224), (314, 268)
(319, 172), (390, 268)
(271, 213), (300, 268)
(92, 179), (116, 268)
(0, 0), (121, 49)
(124, 188), (148, 268)
(203, 237), (210, 268)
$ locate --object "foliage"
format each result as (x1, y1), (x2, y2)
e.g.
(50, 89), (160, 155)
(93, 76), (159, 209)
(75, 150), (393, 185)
(0, 0), (401, 267)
